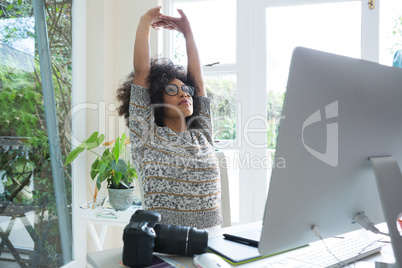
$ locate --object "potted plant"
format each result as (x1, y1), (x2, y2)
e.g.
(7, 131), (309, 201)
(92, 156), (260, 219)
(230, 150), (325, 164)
(65, 131), (137, 211)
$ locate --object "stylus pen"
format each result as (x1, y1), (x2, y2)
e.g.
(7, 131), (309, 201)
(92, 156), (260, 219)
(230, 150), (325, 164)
(223, 234), (259, 248)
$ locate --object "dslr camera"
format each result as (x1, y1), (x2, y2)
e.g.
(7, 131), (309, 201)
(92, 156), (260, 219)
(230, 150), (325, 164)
(122, 210), (209, 267)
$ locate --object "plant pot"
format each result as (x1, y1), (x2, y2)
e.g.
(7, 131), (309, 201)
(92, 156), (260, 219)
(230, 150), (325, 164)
(107, 186), (135, 211)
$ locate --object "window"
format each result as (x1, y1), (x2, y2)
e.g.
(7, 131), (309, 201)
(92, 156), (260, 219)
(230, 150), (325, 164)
(170, 0), (236, 65)
(0, 0), (72, 266)
(243, 0), (387, 223)
(265, 1), (361, 150)
(206, 75), (236, 140)
(168, 0), (237, 143)
(166, 0), (397, 224)
(264, 0), (402, 160)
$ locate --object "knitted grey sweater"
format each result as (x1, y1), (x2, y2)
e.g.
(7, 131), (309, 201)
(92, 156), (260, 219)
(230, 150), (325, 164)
(129, 84), (222, 229)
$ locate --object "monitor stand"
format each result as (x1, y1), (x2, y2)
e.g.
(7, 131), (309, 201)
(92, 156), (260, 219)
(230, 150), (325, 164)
(370, 156), (402, 268)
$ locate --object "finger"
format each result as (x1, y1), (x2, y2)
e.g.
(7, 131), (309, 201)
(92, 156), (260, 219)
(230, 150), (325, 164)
(177, 8), (187, 18)
(152, 20), (177, 30)
(152, 22), (166, 27)
(158, 14), (177, 22)
(164, 25), (177, 30)
(155, 19), (178, 29)
(150, 6), (162, 15)
(166, 21), (178, 29)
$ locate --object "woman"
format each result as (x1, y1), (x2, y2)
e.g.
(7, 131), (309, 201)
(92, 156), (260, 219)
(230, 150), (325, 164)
(117, 7), (222, 229)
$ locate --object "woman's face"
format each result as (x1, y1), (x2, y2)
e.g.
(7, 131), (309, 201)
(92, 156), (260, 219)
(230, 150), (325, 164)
(163, 78), (194, 120)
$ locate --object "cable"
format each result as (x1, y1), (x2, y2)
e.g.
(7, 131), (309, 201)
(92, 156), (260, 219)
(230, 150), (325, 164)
(353, 212), (389, 236)
(311, 222), (387, 268)
(351, 237), (386, 266)
(311, 224), (323, 240)
(311, 225), (347, 267)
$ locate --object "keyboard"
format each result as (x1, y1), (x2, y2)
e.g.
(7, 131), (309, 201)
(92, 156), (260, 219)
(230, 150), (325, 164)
(263, 237), (385, 268)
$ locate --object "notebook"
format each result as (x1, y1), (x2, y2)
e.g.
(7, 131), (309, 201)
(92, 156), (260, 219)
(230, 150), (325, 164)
(208, 235), (266, 265)
(208, 226), (302, 265)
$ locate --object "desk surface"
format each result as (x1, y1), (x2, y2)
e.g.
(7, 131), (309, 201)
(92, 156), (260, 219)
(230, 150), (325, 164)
(87, 222), (396, 268)
(76, 205), (141, 226)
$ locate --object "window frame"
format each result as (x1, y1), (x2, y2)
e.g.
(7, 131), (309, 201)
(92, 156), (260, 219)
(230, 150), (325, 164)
(165, 0), (381, 224)
(246, 0), (380, 224)
(70, 0), (88, 266)
(164, 0), (238, 149)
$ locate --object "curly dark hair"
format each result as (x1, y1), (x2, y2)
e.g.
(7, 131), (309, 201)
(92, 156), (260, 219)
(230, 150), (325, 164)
(116, 58), (202, 130)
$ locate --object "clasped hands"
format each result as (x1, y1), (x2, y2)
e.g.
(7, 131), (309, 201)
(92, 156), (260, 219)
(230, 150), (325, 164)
(146, 6), (192, 36)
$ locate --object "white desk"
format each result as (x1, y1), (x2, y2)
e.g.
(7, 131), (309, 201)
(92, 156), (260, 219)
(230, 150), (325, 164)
(87, 222), (396, 268)
(76, 205), (141, 251)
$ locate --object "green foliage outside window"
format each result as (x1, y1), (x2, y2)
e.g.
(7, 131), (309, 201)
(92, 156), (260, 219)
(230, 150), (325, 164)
(267, 91), (285, 150)
(206, 77), (236, 140)
(391, 15), (402, 54)
(0, 66), (45, 138)
(0, 0), (72, 266)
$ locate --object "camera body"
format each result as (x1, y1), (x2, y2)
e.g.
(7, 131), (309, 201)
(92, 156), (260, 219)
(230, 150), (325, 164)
(122, 210), (209, 267)
(122, 210), (160, 267)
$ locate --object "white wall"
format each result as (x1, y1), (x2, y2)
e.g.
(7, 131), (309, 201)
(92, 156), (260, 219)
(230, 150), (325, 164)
(86, 0), (160, 142)
(86, 0), (162, 252)
(73, 0), (161, 263)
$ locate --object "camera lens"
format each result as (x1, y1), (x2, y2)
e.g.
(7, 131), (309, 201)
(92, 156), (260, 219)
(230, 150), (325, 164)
(153, 224), (208, 256)
(186, 227), (209, 256)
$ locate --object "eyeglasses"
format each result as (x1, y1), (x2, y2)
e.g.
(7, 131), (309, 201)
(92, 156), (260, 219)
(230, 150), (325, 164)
(164, 84), (194, 97)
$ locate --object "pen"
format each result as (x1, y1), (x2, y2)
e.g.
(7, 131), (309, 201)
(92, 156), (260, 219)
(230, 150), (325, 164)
(223, 233), (259, 248)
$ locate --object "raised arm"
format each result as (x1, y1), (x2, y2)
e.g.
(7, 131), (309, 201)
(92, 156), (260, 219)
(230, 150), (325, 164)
(133, 7), (164, 87)
(158, 9), (206, 96)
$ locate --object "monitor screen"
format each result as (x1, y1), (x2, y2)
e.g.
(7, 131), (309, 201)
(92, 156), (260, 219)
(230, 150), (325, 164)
(259, 47), (402, 257)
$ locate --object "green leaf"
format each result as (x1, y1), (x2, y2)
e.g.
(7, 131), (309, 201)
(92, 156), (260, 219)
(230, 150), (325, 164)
(99, 161), (108, 176)
(101, 149), (114, 163)
(64, 141), (86, 165)
(96, 176), (102, 190)
(90, 158), (100, 180)
(0, 10), (3, 15)
(87, 134), (104, 150)
(99, 171), (108, 184)
(6, 4), (14, 11)
(18, 0), (22, 5)
(113, 172), (122, 188)
(111, 159), (127, 175)
(86, 132), (104, 149)
(118, 133), (126, 157)
(102, 148), (111, 157)
(113, 137), (120, 161)
(112, 133), (126, 161)
(121, 132), (126, 145)
(126, 162), (137, 182)
(86, 132), (99, 143)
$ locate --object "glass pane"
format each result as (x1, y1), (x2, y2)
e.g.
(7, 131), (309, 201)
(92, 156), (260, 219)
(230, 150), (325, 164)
(205, 75), (237, 140)
(171, 0), (236, 65)
(0, 1), (72, 266)
(266, 2), (361, 149)
(379, 0), (402, 66)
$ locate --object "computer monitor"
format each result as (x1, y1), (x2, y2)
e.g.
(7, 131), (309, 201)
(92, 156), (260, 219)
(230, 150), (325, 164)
(258, 47), (402, 265)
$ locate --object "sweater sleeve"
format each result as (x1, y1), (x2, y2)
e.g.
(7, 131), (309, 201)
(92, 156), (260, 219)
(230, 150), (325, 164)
(196, 96), (214, 145)
(129, 84), (155, 160)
